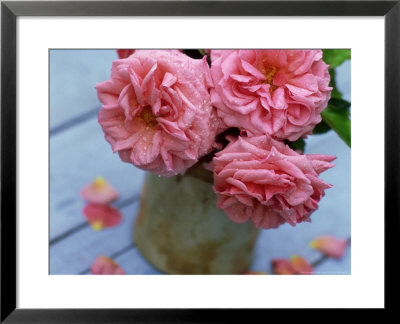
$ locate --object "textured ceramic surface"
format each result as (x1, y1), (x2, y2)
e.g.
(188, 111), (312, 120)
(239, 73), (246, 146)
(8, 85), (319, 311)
(134, 170), (259, 274)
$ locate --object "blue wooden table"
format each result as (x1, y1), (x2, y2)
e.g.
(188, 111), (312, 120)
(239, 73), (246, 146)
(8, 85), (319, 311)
(49, 50), (351, 275)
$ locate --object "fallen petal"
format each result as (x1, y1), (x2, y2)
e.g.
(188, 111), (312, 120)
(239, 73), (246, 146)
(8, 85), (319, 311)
(90, 255), (125, 275)
(272, 259), (296, 275)
(83, 204), (122, 231)
(310, 235), (349, 259)
(290, 255), (313, 274)
(80, 177), (119, 204)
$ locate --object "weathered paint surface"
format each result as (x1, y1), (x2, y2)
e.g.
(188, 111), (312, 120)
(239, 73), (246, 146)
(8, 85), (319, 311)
(134, 171), (259, 274)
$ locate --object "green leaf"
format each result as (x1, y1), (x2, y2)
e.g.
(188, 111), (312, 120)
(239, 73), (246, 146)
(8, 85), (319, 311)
(313, 120), (331, 135)
(319, 50), (351, 146)
(329, 98), (351, 113)
(198, 49), (206, 56)
(322, 49), (351, 68)
(312, 98), (350, 135)
(321, 106), (351, 147)
(288, 138), (306, 152)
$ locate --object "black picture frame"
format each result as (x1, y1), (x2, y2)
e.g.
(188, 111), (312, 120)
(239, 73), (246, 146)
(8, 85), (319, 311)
(1, 0), (398, 321)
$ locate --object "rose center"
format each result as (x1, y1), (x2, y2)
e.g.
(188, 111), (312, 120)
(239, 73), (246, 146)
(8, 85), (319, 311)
(136, 106), (158, 129)
(260, 66), (277, 85)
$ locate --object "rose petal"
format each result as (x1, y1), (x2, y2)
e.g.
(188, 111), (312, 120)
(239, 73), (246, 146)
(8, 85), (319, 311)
(90, 255), (125, 275)
(310, 235), (349, 259)
(80, 177), (119, 204)
(290, 255), (313, 274)
(272, 259), (296, 275)
(83, 204), (122, 231)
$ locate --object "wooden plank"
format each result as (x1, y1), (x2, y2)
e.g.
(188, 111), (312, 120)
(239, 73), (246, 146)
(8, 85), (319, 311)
(112, 249), (162, 275)
(50, 49), (117, 129)
(311, 248), (351, 275)
(49, 116), (146, 239)
(50, 201), (156, 274)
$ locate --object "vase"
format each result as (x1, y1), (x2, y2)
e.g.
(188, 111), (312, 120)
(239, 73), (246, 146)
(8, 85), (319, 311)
(133, 164), (259, 274)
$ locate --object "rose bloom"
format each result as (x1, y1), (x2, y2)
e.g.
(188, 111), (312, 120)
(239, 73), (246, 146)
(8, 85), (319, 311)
(210, 50), (332, 141)
(212, 135), (335, 229)
(96, 50), (220, 176)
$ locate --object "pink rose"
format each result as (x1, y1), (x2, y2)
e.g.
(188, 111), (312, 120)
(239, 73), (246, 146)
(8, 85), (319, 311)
(212, 135), (335, 229)
(96, 50), (220, 176)
(210, 50), (332, 141)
